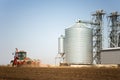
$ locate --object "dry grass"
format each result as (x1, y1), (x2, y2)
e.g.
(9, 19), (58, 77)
(0, 66), (120, 80)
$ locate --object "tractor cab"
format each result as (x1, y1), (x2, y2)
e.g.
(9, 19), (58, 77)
(15, 51), (27, 60)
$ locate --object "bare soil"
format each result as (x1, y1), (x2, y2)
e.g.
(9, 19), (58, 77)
(0, 66), (120, 80)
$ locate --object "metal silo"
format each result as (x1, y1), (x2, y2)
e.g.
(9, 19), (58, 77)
(64, 22), (93, 64)
(58, 35), (65, 54)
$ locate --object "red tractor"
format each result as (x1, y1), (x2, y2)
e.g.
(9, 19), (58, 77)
(10, 48), (40, 67)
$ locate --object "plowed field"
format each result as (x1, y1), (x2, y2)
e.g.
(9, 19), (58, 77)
(0, 66), (120, 80)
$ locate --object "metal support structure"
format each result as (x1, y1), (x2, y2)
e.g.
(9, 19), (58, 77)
(77, 20), (99, 25)
(55, 53), (66, 66)
(92, 10), (105, 64)
(108, 12), (120, 47)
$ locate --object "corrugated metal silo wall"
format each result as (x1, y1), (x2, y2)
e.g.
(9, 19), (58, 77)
(64, 24), (93, 64)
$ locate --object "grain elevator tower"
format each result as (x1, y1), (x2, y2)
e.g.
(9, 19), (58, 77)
(108, 12), (120, 47)
(92, 10), (105, 64)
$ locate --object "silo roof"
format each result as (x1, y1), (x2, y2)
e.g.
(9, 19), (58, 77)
(72, 22), (86, 27)
(67, 22), (90, 29)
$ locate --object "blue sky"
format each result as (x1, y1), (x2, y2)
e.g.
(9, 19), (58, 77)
(0, 0), (120, 65)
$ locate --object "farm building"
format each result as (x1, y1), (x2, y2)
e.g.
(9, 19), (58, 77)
(101, 47), (120, 64)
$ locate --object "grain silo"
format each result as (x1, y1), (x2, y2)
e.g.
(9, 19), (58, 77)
(64, 21), (93, 64)
(58, 35), (65, 54)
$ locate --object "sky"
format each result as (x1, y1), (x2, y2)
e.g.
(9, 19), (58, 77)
(0, 0), (120, 65)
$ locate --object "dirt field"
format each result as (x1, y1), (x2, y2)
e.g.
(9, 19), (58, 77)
(0, 66), (120, 80)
